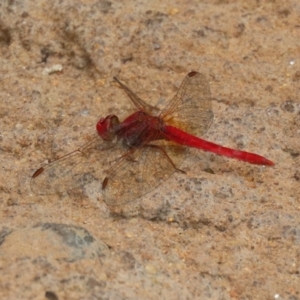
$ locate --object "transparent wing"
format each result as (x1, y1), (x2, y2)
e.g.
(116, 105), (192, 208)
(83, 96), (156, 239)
(30, 135), (118, 195)
(31, 132), (186, 205)
(160, 71), (213, 136)
(113, 77), (160, 115)
(103, 139), (186, 206)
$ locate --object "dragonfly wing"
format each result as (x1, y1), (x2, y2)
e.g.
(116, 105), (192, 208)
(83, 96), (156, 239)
(31, 135), (118, 195)
(113, 77), (160, 115)
(103, 139), (186, 206)
(160, 71), (213, 136)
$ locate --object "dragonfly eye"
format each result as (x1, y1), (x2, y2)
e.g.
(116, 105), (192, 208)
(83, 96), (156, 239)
(97, 115), (119, 140)
(110, 115), (120, 127)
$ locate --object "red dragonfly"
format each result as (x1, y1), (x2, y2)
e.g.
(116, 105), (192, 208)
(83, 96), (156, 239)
(31, 71), (274, 205)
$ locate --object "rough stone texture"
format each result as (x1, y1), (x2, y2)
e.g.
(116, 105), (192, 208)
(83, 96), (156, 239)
(0, 0), (299, 299)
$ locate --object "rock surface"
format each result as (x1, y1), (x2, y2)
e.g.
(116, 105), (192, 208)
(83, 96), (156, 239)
(0, 0), (299, 299)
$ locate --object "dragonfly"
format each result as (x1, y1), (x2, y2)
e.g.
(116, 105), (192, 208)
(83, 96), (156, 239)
(31, 71), (274, 205)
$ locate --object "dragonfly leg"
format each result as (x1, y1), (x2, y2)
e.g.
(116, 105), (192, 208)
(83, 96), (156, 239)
(144, 144), (186, 174)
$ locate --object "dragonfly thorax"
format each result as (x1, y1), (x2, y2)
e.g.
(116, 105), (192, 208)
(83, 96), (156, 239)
(117, 111), (165, 148)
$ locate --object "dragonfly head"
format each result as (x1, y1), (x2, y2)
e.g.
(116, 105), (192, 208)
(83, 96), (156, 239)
(96, 114), (120, 140)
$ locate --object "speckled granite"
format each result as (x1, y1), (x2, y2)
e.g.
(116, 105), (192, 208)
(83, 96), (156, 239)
(0, 0), (299, 299)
